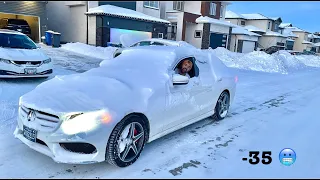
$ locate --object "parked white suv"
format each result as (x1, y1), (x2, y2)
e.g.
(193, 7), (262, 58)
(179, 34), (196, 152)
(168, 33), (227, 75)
(0, 29), (53, 78)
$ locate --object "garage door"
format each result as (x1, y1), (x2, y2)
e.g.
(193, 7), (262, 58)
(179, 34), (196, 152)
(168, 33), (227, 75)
(242, 41), (255, 53)
(210, 33), (227, 49)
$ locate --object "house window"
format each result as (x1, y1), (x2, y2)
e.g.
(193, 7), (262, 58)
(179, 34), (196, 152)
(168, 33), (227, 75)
(158, 33), (163, 39)
(173, 1), (184, 11)
(268, 21), (271, 29)
(241, 21), (246, 26)
(210, 2), (216, 16)
(220, 5), (224, 18)
(194, 30), (202, 38)
(143, 1), (159, 9)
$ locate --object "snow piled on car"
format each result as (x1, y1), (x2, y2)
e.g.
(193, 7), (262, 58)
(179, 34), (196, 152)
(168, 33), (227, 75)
(209, 47), (320, 74)
(61, 42), (117, 60)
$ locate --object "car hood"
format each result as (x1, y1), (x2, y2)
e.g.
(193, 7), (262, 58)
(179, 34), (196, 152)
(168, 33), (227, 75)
(119, 33), (151, 48)
(0, 47), (48, 61)
(20, 74), (139, 117)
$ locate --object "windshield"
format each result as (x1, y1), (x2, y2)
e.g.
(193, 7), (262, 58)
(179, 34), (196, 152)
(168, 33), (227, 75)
(0, 33), (37, 49)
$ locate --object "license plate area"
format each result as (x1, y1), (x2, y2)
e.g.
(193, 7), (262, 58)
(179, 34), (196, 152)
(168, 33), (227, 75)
(24, 68), (37, 75)
(23, 125), (37, 142)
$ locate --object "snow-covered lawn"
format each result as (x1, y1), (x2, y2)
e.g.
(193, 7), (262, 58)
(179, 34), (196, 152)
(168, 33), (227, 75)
(0, 43), (320, 178)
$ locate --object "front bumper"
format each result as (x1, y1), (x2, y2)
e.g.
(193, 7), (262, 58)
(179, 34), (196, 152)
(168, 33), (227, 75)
(0, 62), (53, 78)
(13, 107), (112, 164)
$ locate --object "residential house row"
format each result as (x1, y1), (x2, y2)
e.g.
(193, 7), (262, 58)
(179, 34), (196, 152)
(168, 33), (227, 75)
(0, 1), (318, 53)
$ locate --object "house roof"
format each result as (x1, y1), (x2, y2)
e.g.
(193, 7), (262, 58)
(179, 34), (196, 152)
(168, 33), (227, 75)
(302, 40), (313, 44)
(225, 10), (246, 19)
(286, 38), (295, 42)
(283, 31), (299, 38)
(195, 16), (237, 27)
(232, 26), (261, 37)
(244, 25), (266, 33)
(241, 13), (272, 20)
(85, 5), (170, 24)
(279, 23), (292, 28)
(270, 17), (282, 21)
(285, 26), (305, 32)
(264, 31), (288, 38)
(308, 34), (320, 39)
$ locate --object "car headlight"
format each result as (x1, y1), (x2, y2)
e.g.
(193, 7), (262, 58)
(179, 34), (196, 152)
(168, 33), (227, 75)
(60, 110), (112, 135)
(0, 58), (11, 64)
(43, 58), (51, 64)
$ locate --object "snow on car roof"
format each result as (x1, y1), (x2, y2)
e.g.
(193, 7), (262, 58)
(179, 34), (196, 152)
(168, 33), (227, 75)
(241, 13), (272, 20)
(135, 38), (196, 48)
(85, 5), (170, 24)
(225, 10), (246, 19)
(196, 16), (237, 27)
(244, 25), (266, 33)
(0, 29), (24, 35)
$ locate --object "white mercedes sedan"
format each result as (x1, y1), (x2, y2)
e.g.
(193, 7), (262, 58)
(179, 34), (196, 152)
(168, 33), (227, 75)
(0, 29), (53, 78)
(14, 46), (237, 167)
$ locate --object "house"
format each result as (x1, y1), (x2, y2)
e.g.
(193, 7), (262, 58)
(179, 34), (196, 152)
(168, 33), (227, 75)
(165, 1), (236, 49)
(47, 1), (170, 46)
(283, 26), (314, 52)
(224, 11), (261, 52)
(0, 1), (48, 42)
(307, 33), (320, 52)
(226, 11), (288, 51)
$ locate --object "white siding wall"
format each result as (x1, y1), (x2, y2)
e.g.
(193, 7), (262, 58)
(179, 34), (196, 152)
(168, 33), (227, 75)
(136, 1), (161, 18)
(166, 12), (184, 41)
(88, 1), (98, 9)
(185, 22), (203, 48)
(88, 15), (96, 45)
(293, 31), (307, 52)
(245, 20), (269, 31)
(210, 24), (229, 34)
(183, 1), (201, 15)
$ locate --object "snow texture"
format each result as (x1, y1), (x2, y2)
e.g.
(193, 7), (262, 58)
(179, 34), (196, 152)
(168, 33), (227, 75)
(225, 10), (246, 19)
(279, 23), (292, 28)
(61, 42), (117, 60)
(264, 31), (288, 38)
(244, 25), (266, 33)
(86, 5), (170, 24)
(195, 16), (237, 27)
(232, 26), (261, 37)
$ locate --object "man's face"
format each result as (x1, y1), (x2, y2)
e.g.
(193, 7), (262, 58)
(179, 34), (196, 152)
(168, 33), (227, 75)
(181, 59), (193, 74)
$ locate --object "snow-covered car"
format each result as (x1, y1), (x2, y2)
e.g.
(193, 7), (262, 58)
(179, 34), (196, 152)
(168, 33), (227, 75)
(113, 38), (196, 58)
(14, 46), (237, 167)
(0, 29), (53, 78)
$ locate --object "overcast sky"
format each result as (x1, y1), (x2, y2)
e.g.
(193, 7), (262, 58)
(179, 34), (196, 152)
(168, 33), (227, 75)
(227, 1), (320, 33)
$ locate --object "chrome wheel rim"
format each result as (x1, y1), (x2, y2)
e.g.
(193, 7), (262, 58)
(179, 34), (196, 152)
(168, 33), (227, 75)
(218, 93), (230, 118)
(117, 122), (145, 162)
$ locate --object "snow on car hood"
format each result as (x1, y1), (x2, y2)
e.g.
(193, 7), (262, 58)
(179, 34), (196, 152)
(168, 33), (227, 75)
(20, 47), (176, 116)
(0, 47), (49, 61)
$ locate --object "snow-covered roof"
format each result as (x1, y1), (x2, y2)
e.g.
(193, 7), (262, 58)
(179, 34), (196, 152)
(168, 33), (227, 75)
(264, 31), (288, 38)
(241, 13), (271, 20)
(302, 40), (313, 44)
(286, 38), (295, 42)
(314, 42), (320, 47)
(308, 34), (320, 39)
(270, 17), (281, 21)
(195, 16), (237, 27)
(225, 10), (245, 19)
(244, 25), (266, 33)
(283, 31), (298, 38)
(279, 23), (292, 28)
(232, 26), (261, 37)
(85, 5), (170, 24)
(285, 26), (305, 32)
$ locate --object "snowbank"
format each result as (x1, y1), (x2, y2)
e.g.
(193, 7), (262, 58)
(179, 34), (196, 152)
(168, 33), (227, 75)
(209, 47), (320, 74)
(61, 42), (117, 60)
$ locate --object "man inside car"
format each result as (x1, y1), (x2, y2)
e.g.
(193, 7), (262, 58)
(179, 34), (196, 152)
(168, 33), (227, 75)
(175, 58), (193, 78)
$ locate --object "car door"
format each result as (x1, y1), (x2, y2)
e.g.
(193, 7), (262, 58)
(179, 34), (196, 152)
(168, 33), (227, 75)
(163, 58), (197, 131)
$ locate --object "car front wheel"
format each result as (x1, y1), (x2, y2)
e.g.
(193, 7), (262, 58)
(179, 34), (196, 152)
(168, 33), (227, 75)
(106, 114), (148, 167)
(213, 91), (230, 121)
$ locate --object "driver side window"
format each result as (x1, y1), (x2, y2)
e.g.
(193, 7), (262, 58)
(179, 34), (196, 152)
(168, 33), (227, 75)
(174, 57), (199, 79)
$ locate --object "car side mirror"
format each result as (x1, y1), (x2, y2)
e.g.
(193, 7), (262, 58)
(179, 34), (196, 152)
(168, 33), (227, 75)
(172, 74), (189, 85)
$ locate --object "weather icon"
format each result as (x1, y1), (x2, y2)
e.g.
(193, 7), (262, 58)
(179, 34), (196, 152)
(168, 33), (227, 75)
(279, 148), (296, 166)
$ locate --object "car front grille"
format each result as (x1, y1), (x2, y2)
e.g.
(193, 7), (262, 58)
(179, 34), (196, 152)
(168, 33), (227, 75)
(12, 61), (42, 66)
(20, 106), (61, 132)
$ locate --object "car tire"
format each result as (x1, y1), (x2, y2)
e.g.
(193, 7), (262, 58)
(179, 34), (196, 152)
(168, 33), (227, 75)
(212, 91), (230, 121)
(105, 114), (148, 167)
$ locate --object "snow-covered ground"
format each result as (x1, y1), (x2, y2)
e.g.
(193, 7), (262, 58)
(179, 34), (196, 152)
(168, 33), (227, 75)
(0, 43), (320, 178)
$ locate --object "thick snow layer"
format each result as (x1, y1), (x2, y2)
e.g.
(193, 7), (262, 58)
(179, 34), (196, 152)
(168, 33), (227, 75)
(209, 47), (320, 74)
(279, 23), (292, 28)
(232, 26), (261, 37)
(284, 27), (305, 32)
(264, 31), (288, 38)
(225, 10), (246, 19)
(61, 42), (117, 60)
(286, 38), (295, 42)
(241, 13), (270, 20)
(308, 34), (320, 39)
(86, 5), (170, 24)
(302, 40), (313, 44)
(196, 16), (237, 27)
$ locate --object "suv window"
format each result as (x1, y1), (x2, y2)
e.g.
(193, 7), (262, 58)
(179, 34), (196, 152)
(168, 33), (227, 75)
(151, 42), (165, 46)
(0, 33), (37, 49)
